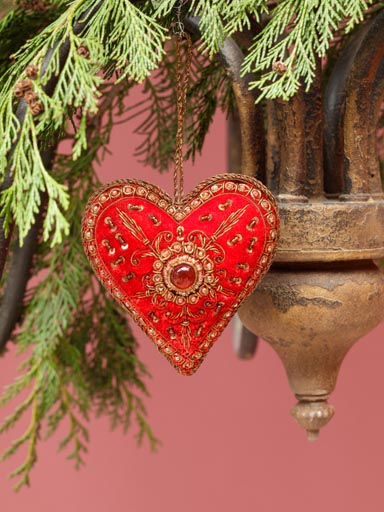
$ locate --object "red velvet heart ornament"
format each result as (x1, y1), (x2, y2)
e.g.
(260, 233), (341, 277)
(82, 174), (279, 375)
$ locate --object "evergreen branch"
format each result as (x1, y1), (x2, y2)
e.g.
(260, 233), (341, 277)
(0, 143), (55, 352)
(0, 388), (37, 435)
(85, 0), (167, 81)
(7, 395), (39, 491)
(153, 0), (268, 55)
(0, 0), (167, 248)
(242, 0), (374, 100)
(0, 363), (39, 407)
(0, 75), (157, 489)
(84, 292), (159, 448)
(57, 384), (89, 469)
(0, 3), (66, 79)
(0, 0), (101, 248)
(133, 66), (177, 172)
(0, 381), (41, 491)
(0, 193), (46, 352)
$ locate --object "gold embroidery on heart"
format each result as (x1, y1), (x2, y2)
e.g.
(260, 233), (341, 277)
(82, 174), (279, 375)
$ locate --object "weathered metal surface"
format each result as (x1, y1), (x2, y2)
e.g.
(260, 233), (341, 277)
(275, 200), (384, 262)
(324, 11), (384, 196)
(239, 263), (384, 438)
(233, 315), (258, 360)
(291, 401), (335, 442)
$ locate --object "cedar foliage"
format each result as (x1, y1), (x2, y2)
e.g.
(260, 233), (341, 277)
(0, 0), (381, 490)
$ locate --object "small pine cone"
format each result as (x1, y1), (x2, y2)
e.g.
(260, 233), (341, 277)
(21, 0), (48, 11)
(30, 101), (44, 116)
(36, 1), (48, 11)
(34, 2), (48, 12)
(14, 79), (33, 98)
(24, 91), (39, 105)
(77, 45), (90, 59)
(272, 61), (288, 75)
(26, 63), (39, 79)
(13, 85), (25, 98)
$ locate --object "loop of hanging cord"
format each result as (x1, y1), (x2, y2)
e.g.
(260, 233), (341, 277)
(173, 32), (192, 204)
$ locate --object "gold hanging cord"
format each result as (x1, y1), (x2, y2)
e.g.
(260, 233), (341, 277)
(173, 16), (192, 203)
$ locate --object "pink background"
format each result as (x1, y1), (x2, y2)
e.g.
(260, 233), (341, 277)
(1, 87), (384, 511)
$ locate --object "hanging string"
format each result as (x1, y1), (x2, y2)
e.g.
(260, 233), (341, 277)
(173, 27), (192, 203)
(174, 0), (187, 37)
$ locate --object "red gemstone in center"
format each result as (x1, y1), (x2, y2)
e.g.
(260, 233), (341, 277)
(170, 263), (196, 290)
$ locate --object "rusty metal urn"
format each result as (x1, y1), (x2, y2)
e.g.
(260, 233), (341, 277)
(230, 13), (384, 439)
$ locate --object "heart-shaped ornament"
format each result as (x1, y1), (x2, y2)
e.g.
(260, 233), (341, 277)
(82, 174), (279, 375)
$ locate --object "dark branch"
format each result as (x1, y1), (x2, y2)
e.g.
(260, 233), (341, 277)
(0, 148), (55, 353)
(0, 2), (105, 351)
(0, 1), (105, 280)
